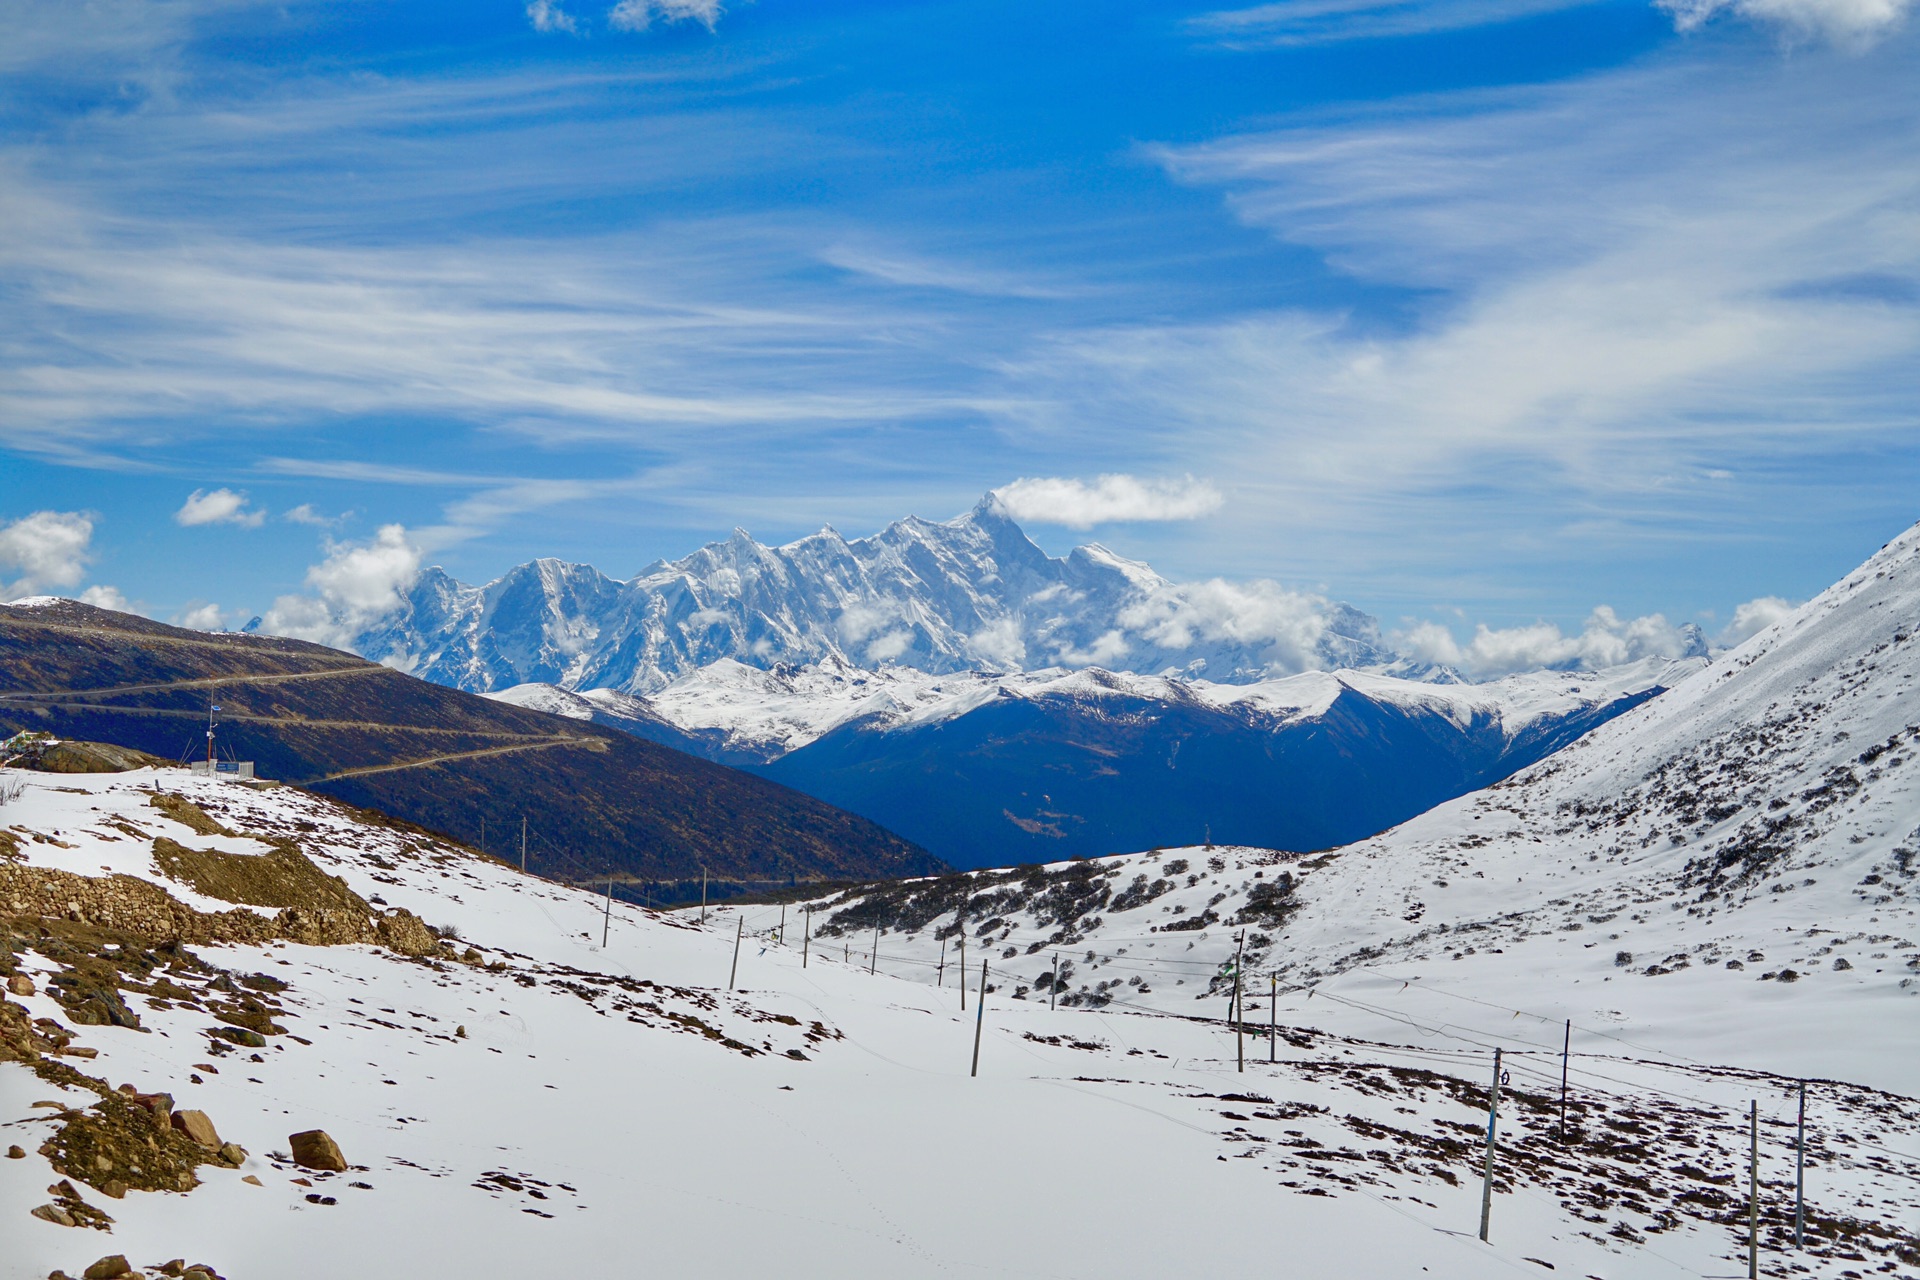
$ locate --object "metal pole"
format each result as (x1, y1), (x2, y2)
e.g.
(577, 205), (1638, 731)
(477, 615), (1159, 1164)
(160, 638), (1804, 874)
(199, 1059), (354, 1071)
(803, 906), (811, 969)
(870, 925), (879, 975)
(1479, 1048), (1502, 1243)
(1559, 1018), (1571, 1143)
(1050, 954), (1060, 1012)
(1794, 1080), (1806, 1250)
(778, 902), (785, 946)
(520, 816), (527, 873)
(728, 916), (743, 991)
(1233, 932), (1245, 1073)
(1749, 1100), (1759, 1280)
(958, 932), (967, 1011)
(699, 868), (707, 924)
(1269, 974), (1276, 1064)
(602, 876), (611, 948)
(970, 959), (988, 1077)
(938, 939), (946, 987)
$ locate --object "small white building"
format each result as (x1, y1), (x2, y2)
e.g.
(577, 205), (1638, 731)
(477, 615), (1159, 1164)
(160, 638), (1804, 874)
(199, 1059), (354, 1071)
(189, 760), (256, 780)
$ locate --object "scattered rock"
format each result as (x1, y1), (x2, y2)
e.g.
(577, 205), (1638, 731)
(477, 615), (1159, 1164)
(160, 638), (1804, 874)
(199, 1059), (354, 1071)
(8, 1144), (25, 1158)
(8, 974), (33, 996)
(216, 1143), (247, 1167)
(240, 1175), (262, 1187)
(289, 1129), (346, 1172)
(170, 1110), (221, 1150)
(31, 1203), (76, 1227)
(81, 1256), (131, 1280)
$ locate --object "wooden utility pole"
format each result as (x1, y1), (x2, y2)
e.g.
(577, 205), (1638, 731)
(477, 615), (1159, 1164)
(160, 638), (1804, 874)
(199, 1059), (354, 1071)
(1050, 954), (1061, 1012)
(1233, 932), (1245, 1073)
(602, 876), (612, 948)
(803, 906), (812, 969)
(937, 939), (946, 987)
(1794, 1080), (1807, 1250)
(728, 916), (743, 991)
(1479, 1048), (1503, 1243)
(958, 931), (967, 1011)
(870, 925), (879, 975)
(1748, 1100), (1760, 1280)
(778, 902), (786, 946)
(1559, 1018), (1572, 1143)
(969, 959), (988, 1077)
(1269, 974), (1277, 1064)
(699, 868), (708, 924)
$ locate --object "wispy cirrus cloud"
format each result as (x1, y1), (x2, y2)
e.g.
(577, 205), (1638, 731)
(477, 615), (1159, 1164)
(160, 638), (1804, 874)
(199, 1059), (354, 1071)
(1187, 0), (1598, 48)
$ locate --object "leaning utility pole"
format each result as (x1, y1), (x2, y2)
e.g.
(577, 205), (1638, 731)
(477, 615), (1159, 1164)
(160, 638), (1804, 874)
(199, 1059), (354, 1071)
(1050, 953), (1061, 1012)
(1794, 1080), (1807, 1251)
(1748, 1100), (1760, 1280)
(728, 916), (743, 992)
(1269, 974), (1277, 1064)
(602, 875), (612, 948)
(1233, 932), (1245, 1073)
(803, 905), (812, 969)
(1559, 1019), (1572, 1143)
(970, 959), (988, 1077)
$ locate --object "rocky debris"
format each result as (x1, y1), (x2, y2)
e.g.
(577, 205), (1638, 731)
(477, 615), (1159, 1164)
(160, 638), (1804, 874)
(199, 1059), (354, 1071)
(40, 1088), (213, 1197)
(81, 1256), (131, 1279)
(149, 836), (362, 916)
(9, 972), (33, 995)
(4, 738), (171, 775)
(31, 1179), (114, 1230)
(170, 1110), (220, 1150)
(373, 908), (438, 957)
(288, 1129), (347, 1172)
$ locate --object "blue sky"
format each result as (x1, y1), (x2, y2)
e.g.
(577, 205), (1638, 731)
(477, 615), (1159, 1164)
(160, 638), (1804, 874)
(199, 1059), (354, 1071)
(0, 0), (1915, 663)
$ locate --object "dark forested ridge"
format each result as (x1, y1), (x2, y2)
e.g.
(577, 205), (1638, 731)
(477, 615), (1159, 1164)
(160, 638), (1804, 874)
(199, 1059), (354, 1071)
(0, 600), (941, 894)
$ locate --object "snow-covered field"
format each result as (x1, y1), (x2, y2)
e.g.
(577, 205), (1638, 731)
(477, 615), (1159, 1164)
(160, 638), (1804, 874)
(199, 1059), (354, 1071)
(4, 524), (1919, 1279)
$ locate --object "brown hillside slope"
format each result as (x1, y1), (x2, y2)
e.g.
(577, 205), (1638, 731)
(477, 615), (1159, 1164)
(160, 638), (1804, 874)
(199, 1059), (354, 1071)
(0, 601), (942, 894)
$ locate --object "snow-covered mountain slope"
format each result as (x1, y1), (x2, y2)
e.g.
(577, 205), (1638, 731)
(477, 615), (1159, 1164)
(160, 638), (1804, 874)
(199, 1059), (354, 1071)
(791, 523), (1920, 1095)
(495, 656), (1696, 867)
(356, 497), (1407, 693)
(3, 767), (1914, 1280)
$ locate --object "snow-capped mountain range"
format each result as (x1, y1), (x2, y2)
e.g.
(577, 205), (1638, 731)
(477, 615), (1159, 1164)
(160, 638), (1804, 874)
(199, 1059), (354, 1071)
(357, 494), (1636, 696)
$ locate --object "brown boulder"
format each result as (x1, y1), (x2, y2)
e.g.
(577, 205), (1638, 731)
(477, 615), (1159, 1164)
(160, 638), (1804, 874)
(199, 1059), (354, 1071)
(7, 974), (32, 996)
(288, 1129), (347, 1172)
(170, 1109), (221, 1150)
(82, 1258), (131, 1280)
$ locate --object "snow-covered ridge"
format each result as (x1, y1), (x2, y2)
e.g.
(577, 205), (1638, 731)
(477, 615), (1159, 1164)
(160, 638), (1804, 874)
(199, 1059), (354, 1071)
(494, 651), (1702, 762)
(357, 495), (1708, 698)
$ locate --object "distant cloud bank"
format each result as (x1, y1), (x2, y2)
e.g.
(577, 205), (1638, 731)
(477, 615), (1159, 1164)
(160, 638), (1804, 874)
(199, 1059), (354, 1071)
(992, 475), (1224, 529)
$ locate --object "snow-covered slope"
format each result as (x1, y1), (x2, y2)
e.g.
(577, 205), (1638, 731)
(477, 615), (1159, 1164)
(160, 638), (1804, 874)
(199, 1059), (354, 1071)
(4, 763), (1914, 1280)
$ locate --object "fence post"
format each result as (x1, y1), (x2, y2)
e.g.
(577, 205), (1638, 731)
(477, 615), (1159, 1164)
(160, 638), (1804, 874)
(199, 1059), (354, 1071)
(970, 959), (988, 1077)
(728, 916), (742, 991)
(1479, 1047), (1502, 1243)
(1748, 1100), (1759, 1280)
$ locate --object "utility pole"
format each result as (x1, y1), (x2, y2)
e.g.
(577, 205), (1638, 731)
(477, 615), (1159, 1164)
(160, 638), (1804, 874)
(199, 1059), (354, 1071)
(1269, 974), (1277, 1064)
(803, 906), (812, 969)
(778, 902), (786, 946)
(958, 931), (967, 1011)
(870, 925), (879, 975)
(1559, 1018), (1572, 1143)
(700, 868), (708, 924)
(728, 916), (743, 991)
(1233, 932), (1245, 1073)
(1479, 1048), (1503, 1244)
(970, 959), (988, 1077)
(205, 698), (218, 775)
(520, 816), (527, 874)
(937, 939), (947, 987)
(480, 816), (486, 858)
(1050, 954), (1060, 1012)
(1748, 1100), (1760, 1280)
(1794, 1080), (1807, 1250)
(602, 875), (612, 948)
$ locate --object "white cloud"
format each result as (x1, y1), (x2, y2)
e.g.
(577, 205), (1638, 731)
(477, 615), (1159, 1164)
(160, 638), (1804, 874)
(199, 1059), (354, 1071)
(992, 475), (1224, 529)
(608, 0), (724, 31)
(968, 616), (1028, 668)
(1719, 594), (1797, 645)
(1396, 606), (1694, 678)
(283, 503), (340, 527)
(175, 487), (265, 528)
(174, 602), (227, 630)
(1659, 0), (1912, 46)
(866, 629), (914, 663)
(1189, 0), (1592, 47)
(1116, 579), (1333, 672)
(0, 510), (94, 600)
(78, 584), (134, 614)
(261, 524), (423, 651)
(527, 0), (580, 33)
